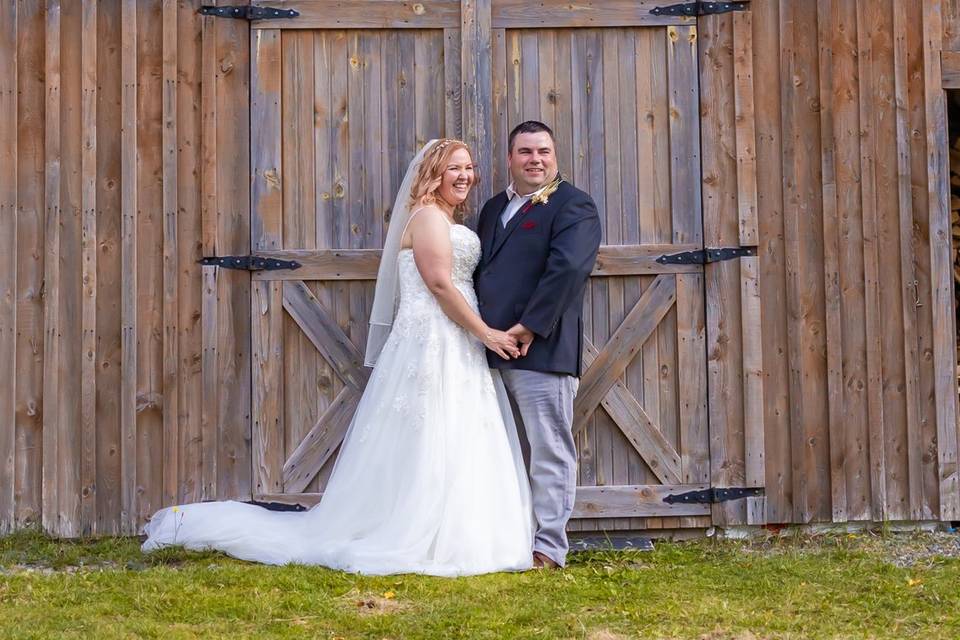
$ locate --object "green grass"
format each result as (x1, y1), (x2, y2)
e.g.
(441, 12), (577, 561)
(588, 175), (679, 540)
(1, 527), (959, 639)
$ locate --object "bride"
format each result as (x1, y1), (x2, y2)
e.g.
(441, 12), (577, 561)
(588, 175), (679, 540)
(141, 139), (536, 576)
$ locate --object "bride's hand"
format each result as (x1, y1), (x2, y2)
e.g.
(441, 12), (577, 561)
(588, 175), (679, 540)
(483, 328), (521, 360)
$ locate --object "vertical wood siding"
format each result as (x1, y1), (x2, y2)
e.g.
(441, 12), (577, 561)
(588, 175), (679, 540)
(1, 0), (958, 536)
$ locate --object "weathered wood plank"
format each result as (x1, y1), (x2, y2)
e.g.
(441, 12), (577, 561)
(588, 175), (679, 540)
(700, 12), (746, 527)
(461, 0), (493, 206)
(490, 27), (507, 193)
(198, 5), (218, 501)
(280, 30), (314, 491)
(815, 0), (846, 522)
(0, 0), (16, 533)
(893, 0), (925, 521)
(251, 28), (284, 497)
(751, 0), (791, 524)
(571, 484), (711, 519)
(574, 275), (677, 433)
(906, 0), (939, 521)
(677, 273), (708, 486)
(59, 0), (84, 538)
(667, 24), (702, 246)
(782, 0), (830, 523)
(313, 29), (340, 493)
(252, 279), (284, 495)
(14, 0), (45, 530)
(214, 8), (252, 501)
(94, 0), (123, 533)
(733, 11), (758, 247)
(41, 0), (63, 535)
(492, 0), (696, 28)
(255, 1), (461, 29)
(161, 0), (179, 512)
(733, 11), (765, 525)
(176, 0), (204, 507)
(135, 0), (165, 528)
(922, 0), (960, 519)
(940, 49), (960, 87)
(855, 0), (888, 522)
(80, 0), (98, 533)
(250, 245), (697, 280)
(443, 27), (462, 138)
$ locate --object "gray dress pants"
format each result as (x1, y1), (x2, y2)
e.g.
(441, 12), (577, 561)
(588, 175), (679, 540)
(499, 368), (579, 567)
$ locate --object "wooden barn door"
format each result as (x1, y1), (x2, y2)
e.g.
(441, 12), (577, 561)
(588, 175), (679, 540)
(242, 2), (764, 528)
(245, 11), (459, 502)
(489, 20), (714, 530)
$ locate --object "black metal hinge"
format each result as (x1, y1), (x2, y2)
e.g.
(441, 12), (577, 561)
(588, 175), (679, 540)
(663, 487), (764, 505)
(657, 246), (757, 266)
(650, 1), (750, 17)
(198, 255), (301, 271)
(198, 5), (299, 21)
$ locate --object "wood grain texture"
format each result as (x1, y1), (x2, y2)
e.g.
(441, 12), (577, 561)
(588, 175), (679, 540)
(572, 484), (711, 519)
(255, 1), (461, 29)
(892, 0), (925, 521)
(582, 339), (682, 485)
(161, 0), (178, 513)
(461, 0), (493, 207)
(855, 0), (889, 522)
(214, 8), (252, 501)
(251, 28), (284, 498)
(574, 275), (677, 433)
(923, 0), (960, 519)
(700, 12), (747, 527)
(0, 0), (17, 533)
(782, 0), (830, 523)
(198, 5), (218, 501)
(940, 49), (960, 87)
(41, 0), (62, 535)
(815, 0), (847, 522)
(492, 0), (695, 28)
(80, 0), (98, 534)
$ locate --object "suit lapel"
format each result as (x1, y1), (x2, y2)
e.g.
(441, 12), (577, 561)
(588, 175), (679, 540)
(481, 192), (508, 261)
(487, 183), (567, 261)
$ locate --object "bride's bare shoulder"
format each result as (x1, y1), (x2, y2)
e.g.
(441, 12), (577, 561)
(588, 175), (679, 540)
(407, 204), (450, 229)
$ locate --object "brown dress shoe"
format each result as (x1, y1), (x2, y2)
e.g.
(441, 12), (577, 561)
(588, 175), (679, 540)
(532, 551), (559, 570)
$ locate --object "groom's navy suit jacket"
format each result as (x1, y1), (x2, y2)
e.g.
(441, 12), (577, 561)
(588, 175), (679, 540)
(473, 180), (602, 377)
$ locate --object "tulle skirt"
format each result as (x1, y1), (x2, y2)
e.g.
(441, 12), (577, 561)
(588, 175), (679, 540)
(141, 300), (534, 577)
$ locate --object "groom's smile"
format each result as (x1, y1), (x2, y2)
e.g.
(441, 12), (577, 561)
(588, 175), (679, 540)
(508, 131), (558, 195)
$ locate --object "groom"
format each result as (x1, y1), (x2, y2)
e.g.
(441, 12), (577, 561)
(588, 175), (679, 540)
(474, 121), (602, 569)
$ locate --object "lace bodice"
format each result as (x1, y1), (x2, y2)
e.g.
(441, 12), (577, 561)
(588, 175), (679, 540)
(395, 223), (482, 320)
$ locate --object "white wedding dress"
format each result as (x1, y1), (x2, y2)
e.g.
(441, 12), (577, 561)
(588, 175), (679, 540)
(141, 221), (535, 576)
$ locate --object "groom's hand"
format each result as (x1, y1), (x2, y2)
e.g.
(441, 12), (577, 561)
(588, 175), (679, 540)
(506, 324), (534, 357)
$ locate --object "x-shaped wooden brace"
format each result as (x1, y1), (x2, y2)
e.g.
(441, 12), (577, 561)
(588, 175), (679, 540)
(573, 275), (682, 485)
(280, 281), (370, 493)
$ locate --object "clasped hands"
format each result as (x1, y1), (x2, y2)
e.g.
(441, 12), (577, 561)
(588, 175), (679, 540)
(483, 323), (535, 360)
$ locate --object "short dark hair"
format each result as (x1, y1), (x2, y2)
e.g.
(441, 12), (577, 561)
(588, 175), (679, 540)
(508, 120), (555, 153)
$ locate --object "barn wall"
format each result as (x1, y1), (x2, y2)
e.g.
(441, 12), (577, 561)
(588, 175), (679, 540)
(1, 0), (958, 537)
(0, 0), (252, 537)
(700, 0), (959, 525)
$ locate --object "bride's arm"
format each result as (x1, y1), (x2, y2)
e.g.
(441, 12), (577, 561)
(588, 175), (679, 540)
(408, 209), (520, 360)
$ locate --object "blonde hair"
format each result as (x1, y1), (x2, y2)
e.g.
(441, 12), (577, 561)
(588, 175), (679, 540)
(407, 139), (476, 222)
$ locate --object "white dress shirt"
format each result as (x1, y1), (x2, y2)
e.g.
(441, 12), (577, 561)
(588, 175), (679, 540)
(500, 181), (553, 228)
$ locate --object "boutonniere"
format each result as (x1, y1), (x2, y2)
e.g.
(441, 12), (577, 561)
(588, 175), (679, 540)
(518, 175), (564, 216)
(521, 221), (537, 230)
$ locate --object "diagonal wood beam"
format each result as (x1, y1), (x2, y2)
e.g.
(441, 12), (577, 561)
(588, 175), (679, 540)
(581, 338), (682, 485)
(282, 280), (370, 391)
(282, 385), (362, 493)
(574, 275), (677, 429)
